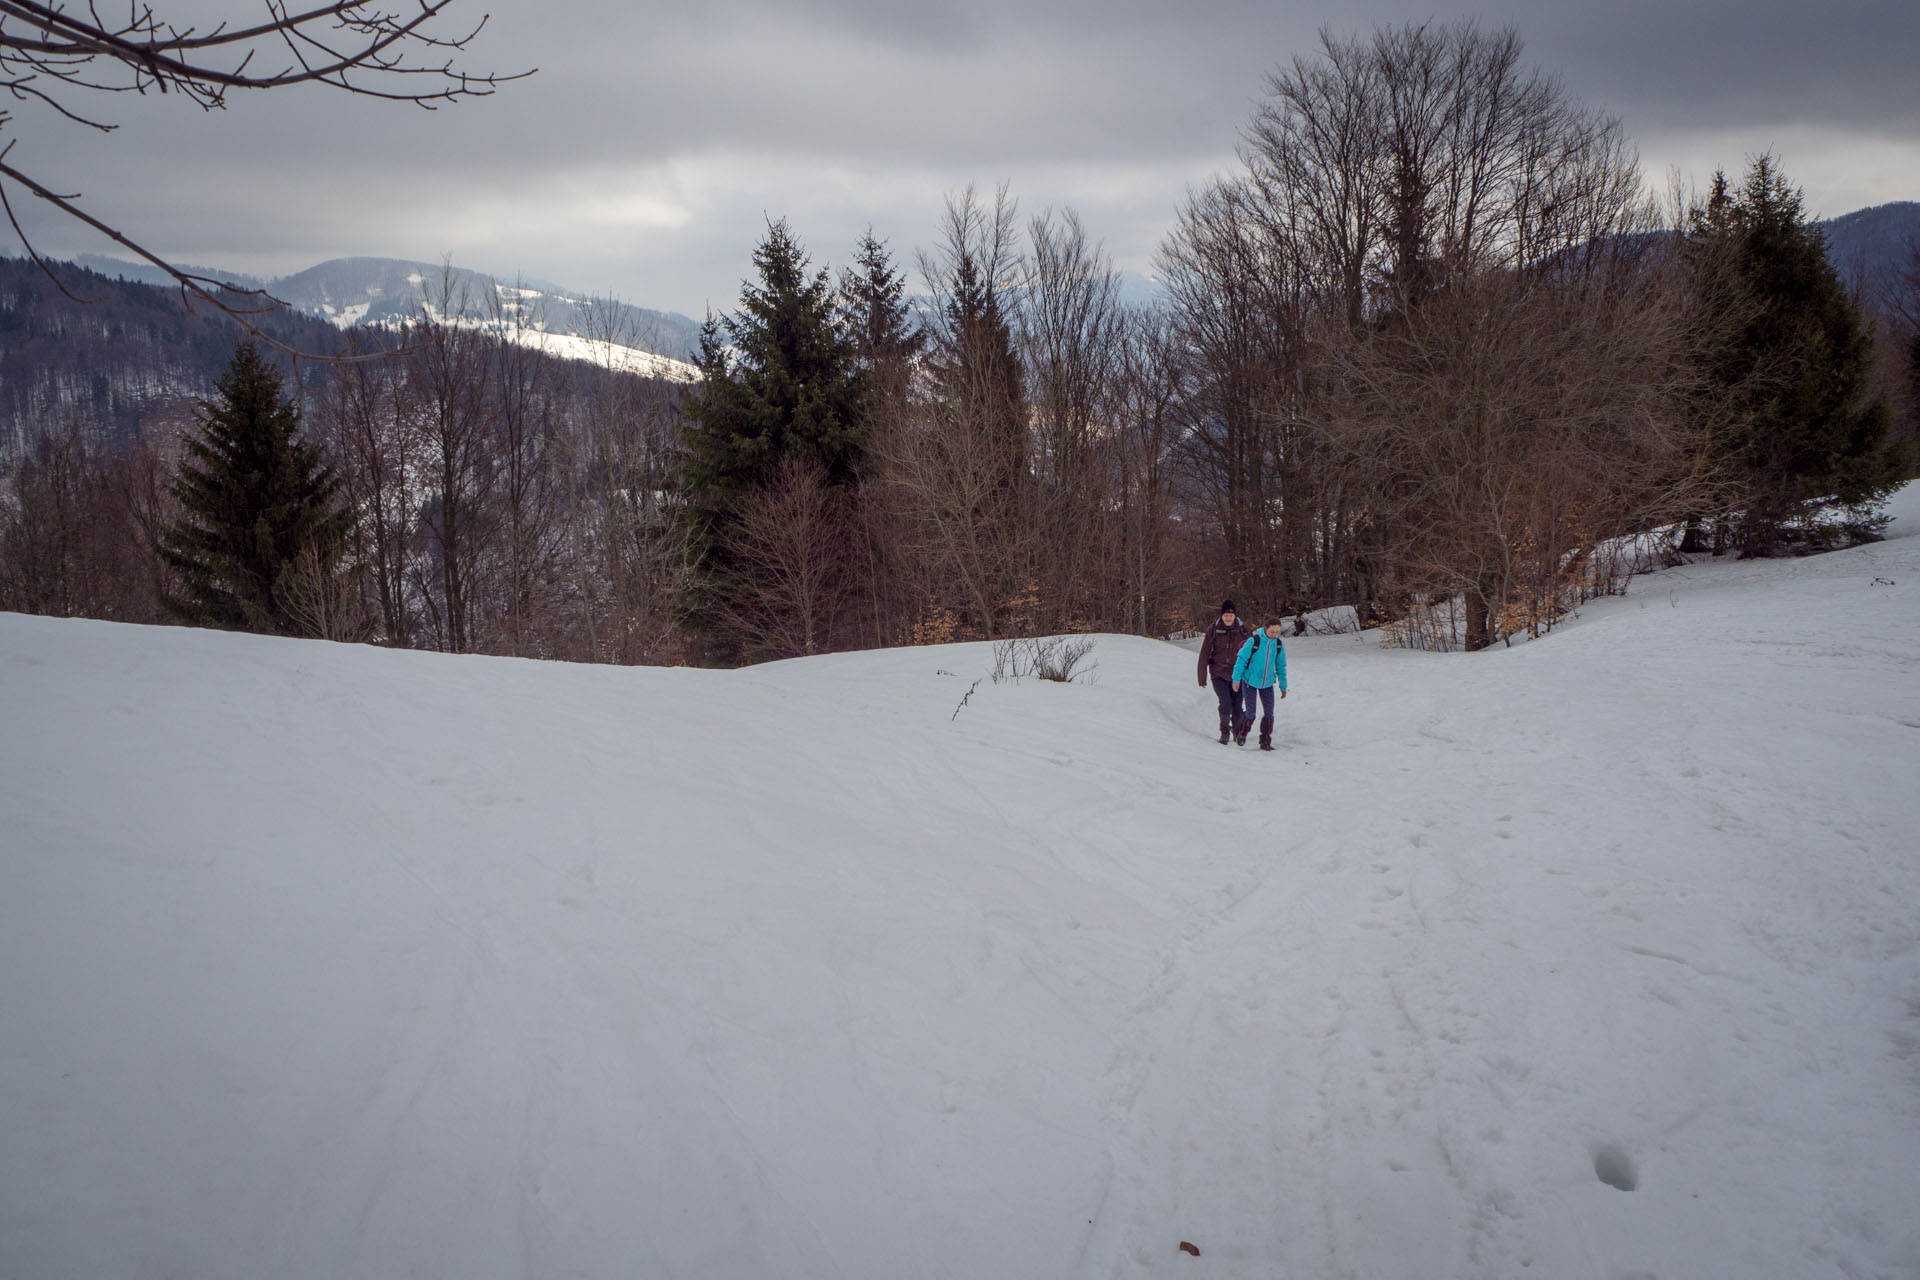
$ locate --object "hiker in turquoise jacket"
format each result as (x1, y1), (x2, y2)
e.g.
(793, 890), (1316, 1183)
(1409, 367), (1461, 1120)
(1230, 619), (1289, 751)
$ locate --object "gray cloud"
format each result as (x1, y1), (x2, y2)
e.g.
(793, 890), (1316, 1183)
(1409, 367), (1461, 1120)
(7, 0), (1915, 317)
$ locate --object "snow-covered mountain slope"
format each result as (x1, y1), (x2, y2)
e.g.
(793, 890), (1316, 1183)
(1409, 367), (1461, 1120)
(4, 493), (1919, 1280)
(412, 294), (701, 383)
(284, 259), (703, 381)
(70, 254), (704, 380)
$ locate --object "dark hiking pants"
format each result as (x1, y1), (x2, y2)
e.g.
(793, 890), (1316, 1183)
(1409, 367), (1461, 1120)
(1240, 684), (1276, 743)
(1211, 676), (1239, 732)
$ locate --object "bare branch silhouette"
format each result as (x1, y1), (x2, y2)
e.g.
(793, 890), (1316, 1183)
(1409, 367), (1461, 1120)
(0, 1), (530, 356)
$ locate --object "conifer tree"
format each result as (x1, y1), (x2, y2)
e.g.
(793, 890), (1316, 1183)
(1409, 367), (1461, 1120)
(927, 236), (1027, 504)
(835, 232), (924, 648)
(159, 341), (355, 635)
(1685, 157), (1911, 551)
(682, 220), (866, 518)
(839, 230), (925, 386)
(680, 221), (866, 657)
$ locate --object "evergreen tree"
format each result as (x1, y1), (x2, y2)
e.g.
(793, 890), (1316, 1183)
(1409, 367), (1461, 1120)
(1685, 156), (1911, 552)
(158, 341), (355, 635)
(682, 220), (866, 521)
(927, 242), (1027, 500)
(932, 249), (1024, 415)
(680, 221), (866, 658)
(839, 230), (925, 385)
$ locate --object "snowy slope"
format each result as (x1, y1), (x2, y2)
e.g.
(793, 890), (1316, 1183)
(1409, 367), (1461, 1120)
(67, 253), (706, 380)
(4, 494), (1919, 1280)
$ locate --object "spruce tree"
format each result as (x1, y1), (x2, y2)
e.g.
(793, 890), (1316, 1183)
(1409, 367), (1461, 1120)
(159, 341), (354, 635)
(1685, 157), (1911, 552)
(839, 230), (925, 384)
(680, 221), (866, 656)
(927, 245), (1027, 508)
(682, 220), (866, 519)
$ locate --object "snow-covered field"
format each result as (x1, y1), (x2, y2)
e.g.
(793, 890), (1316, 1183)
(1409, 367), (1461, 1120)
(4, 493), (1919, 1280)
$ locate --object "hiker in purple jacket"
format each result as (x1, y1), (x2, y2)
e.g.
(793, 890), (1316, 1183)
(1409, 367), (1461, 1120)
(1196, 600), (1252, 745)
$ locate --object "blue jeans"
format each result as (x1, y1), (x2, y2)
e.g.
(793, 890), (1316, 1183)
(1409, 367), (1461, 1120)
(1240, 683), (1275, 725)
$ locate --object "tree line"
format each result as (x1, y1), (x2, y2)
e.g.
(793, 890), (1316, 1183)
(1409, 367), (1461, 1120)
(1, 273), (690, 662)
(4, 21), (1915, 660)
(677, 22), (1912, 659)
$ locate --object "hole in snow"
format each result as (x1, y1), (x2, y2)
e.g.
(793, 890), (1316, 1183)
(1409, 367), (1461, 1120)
(1593, 1143), (1638, 1192)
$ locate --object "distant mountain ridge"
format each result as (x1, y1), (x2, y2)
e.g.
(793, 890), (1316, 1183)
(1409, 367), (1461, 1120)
(0, 256), (345, 460)
(63, 199), (1920, 332)
(1819, 202), (1919, 288)
(0, 255), (691, 464)
(72, 254), (704, 367)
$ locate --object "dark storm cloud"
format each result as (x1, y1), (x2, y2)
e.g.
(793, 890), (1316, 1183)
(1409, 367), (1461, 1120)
(7, 0), (1915, 315)
(1522, 0), (1920, 133)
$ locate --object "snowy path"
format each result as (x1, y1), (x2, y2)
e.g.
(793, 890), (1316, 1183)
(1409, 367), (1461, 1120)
(4, 497), (1920, 1278)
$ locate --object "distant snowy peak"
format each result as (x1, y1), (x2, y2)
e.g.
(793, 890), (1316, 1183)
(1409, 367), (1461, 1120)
(72, 253), (704, 381)
(272, 258), (704, 379)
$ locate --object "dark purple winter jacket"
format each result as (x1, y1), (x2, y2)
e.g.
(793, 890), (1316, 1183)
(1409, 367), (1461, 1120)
(1197, 617), (1251, 684)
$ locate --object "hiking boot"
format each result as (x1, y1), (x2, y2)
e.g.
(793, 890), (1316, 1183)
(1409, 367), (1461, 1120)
(1259, 740), (1274, 751)
(1259, 717), (1274, 751)
(1219, 727), (1231, 744)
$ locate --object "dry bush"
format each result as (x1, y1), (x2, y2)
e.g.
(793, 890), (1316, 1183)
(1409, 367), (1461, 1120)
(1378, 597), (1465, 652)
(281, 536), (375, 644)
(990, 635), (1098, 684)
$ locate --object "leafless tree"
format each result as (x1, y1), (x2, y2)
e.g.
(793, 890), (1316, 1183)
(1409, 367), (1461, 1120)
(1246, 30), (1381, 332)
(1247, 23), (1646, 310)
(281, 531), (372, 641)
(558, 296), (688, 665)
(484, 280), (564, 655)
(892, 184), (1037, 639)
(1021, 207), (1125, 630)
(314, 328), (419, 643)
(1880, 238), (1920, 463)
(1108, 308), (1191, 635)
(1159, 177), (1305, 615)
(1320, 246), (1719, 649)
(1171, 19), (1708, 646)
(0, 415), (182, 621)
(1, 421), (118, 615)
(0, 1), (526, 353)
(406, 268), (496, 653)
(715, 455), (851, 659)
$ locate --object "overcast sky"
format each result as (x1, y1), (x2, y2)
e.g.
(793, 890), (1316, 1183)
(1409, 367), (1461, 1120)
(8, 0), (1918, 318)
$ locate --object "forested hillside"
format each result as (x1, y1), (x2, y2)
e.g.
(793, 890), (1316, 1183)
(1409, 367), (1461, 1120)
(0, 257), (341, 457)
(3, 27), (1915, 668)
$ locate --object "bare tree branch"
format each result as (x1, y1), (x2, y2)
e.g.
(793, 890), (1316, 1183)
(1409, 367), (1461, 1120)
(0, 1), (530, 355)
(0, 141), (404, 361)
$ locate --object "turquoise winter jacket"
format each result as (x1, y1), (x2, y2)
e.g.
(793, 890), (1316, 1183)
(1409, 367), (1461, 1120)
(1231, 631), (1287, 690)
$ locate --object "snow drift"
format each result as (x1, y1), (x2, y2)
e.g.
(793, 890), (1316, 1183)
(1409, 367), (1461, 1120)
(4, 492), (1919, 1279)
